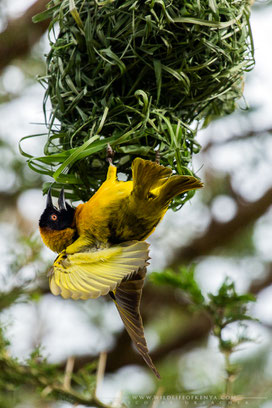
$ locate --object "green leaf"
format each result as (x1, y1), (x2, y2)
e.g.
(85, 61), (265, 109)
(32, 4), (59, 23)
(53, 135), (100, 181)
(153, 60), (162, 103)
(69, 0), (84, 29)
(150, 266), (205, 305)
(173, 13), (244, 29)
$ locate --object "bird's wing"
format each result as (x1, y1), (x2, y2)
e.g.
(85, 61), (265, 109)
(48, 241), (149, 300)
(111, 268), (160, 379)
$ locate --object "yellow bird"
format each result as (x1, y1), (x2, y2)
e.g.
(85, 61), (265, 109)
(39, 157), (203, 378)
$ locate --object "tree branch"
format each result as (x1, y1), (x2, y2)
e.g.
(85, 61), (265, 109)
(0, 0), (50, 73)
(249, 264), (272, 295)
(168, 186), (272, 268)
(0, 341), (112, 408)
(202, 127), (272, 153)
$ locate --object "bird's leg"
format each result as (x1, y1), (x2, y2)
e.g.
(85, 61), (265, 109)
(106, 144), (117, 181)
(155, 150), (160, 164)
(106, 143), (115, 165)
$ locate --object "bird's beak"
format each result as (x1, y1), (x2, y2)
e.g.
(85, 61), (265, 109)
(46, 187), (54, 209)
(58, 188), (67, 211)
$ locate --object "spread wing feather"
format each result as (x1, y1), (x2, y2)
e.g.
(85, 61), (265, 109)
(48, 241), (149, 300)
(112, 268), (160, 378)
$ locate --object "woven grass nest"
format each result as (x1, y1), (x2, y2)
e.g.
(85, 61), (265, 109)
(24, 0), (254, 209)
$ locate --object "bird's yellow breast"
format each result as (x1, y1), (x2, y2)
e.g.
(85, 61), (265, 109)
(75, 177), (133, 242)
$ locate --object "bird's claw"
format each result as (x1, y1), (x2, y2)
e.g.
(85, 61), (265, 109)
(106, 144), (115, 165)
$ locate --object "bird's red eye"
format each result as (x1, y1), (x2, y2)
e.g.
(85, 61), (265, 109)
(51, 214), (58, 221)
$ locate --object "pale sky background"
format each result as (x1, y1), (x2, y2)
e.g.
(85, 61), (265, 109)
(0, 2), (272, 407)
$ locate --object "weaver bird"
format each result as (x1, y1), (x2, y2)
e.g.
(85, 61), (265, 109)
(39, 158), (203, 378)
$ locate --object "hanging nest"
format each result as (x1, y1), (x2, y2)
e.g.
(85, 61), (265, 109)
(22, 0), (254, 209)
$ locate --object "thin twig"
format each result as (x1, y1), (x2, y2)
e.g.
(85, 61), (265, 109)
(95, 352), (107, 398)
(63, 356), (75, 391)
(224, 351), (232, 407)
(112, 390), (123, 407)
(151, 386), (164, 408)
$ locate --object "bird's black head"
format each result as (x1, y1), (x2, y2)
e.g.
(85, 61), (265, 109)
(39, 188), (75, 230)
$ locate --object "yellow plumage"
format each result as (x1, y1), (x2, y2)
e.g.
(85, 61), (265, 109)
(65, 158), (203, 253)
(40, 157), (203, 378)
(49, 241), (149, 300)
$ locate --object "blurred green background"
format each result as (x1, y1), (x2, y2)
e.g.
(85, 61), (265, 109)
(1, 1), (272, 407)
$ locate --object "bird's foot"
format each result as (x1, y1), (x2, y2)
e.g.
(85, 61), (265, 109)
(53, 251), (67, 268)
(106, 143), (115, 165)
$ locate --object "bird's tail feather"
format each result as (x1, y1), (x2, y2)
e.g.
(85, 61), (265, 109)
(158, 174), (203, 206)
(132, 157), (203, 204)
(132, 158), (172, 199)
(111, 267), (160, 379)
